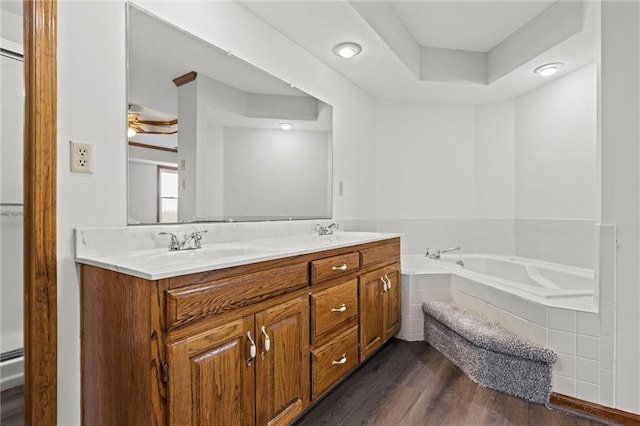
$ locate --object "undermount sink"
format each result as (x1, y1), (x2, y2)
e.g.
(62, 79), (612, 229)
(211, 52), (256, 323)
(317, 231), (382, 241)
(125, 244), (275, 267)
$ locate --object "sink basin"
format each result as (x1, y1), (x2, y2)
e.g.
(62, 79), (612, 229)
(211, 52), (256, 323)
(123, 244), (276, 268)
(317, 231), (382, 242)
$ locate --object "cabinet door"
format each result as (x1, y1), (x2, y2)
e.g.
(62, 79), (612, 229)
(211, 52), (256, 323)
(358, 273), (384, 361)
(255, 296), (310, 426)
(167, 317), (256, 426)
(383, 269), (401, 341)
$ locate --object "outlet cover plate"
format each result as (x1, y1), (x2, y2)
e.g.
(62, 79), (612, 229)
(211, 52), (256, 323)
(70, 140), (93, 173)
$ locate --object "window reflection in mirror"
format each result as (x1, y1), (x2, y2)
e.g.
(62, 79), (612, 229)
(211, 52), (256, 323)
(127, 5), (333, 224)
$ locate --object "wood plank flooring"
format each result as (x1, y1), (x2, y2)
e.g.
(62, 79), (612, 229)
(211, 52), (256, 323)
(296, 340), (608, 426)
(0, 340), (610, 426)
(0, 385), (23, 426)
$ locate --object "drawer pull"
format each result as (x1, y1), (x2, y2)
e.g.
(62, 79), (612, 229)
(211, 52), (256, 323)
(332, 264), (348, 271)
(246, 331), (256, 366)
(261, 326), (271, 359)
(384, 275), (392, 290)
(332, 354), (347, 365)
(331, 304), (347, 313)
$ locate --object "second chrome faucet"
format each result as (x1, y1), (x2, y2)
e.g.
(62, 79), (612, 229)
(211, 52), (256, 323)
(159, 230), (208, 251)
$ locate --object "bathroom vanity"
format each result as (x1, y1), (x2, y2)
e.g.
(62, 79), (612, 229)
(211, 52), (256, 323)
(78, 232), (400, 425)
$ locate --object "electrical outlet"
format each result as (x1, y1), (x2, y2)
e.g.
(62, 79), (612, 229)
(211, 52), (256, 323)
(70, 141), (94, 173)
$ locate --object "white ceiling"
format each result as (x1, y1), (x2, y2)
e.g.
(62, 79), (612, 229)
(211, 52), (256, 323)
(240, 0), (599, 105)
(390, 1), (555, 52)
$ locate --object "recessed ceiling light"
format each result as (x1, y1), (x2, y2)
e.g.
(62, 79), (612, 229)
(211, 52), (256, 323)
(279, 122), (293, 130)
(534, 62), (563, 77)
(333, 42), (362, 59)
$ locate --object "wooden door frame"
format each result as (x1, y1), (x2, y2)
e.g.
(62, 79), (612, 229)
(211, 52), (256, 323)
(23, 0), (57, 424)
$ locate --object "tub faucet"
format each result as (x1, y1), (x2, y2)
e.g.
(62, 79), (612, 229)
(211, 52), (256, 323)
(426, 246), (461, 260)
(159, 230), (208, 251)
(316, 223), (340, 236)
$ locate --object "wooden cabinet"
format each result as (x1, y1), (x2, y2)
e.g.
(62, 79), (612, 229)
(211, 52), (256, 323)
(255, 297), (309, 425)
(167, 317), (255, 426)
(167, 296), (309, 426)
(80, 237), (400, 426)
(358, 263), (401, 361)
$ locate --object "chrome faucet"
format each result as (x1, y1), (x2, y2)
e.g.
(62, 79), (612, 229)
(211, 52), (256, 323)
(159, 230), (208, 251)
(316, 223), (340, 236)
(425, 246), (461, 260)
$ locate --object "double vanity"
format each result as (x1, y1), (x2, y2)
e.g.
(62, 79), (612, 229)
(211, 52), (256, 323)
(76, 230), (401, 425)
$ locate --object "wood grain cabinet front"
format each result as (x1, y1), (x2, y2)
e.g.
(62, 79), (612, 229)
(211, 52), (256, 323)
(310, 252), (359, 284)
(167, 296), (309, 426)
(310, 326), (359, 400)
(80, 237), (401, 426)
(310, 278), (358, 345)
(358, 263), (401, 361)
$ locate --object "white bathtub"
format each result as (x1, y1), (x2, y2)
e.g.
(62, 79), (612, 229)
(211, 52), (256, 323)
(402, 254), (596, 310)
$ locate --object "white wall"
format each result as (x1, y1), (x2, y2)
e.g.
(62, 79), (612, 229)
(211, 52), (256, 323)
(376, 102), (476, 218)
(515, 63), (598, 219)
(128, 162), (158, 224)
(57, 1), (377, 423)
(223, 128), (330, 219)
(474, 100), (515, 218)
(600, 1), (640, 414)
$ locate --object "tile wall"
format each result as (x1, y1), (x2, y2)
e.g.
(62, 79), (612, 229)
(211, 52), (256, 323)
(514, 219), (596, 269)
(398, 224), (616, 406)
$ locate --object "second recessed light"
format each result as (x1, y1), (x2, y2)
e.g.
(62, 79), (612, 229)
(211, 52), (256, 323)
(534, 62), (564, 77)
(333, 42), (362, 59)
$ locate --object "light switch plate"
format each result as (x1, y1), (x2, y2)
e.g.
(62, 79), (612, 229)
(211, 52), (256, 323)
(70, 141), (94, 173)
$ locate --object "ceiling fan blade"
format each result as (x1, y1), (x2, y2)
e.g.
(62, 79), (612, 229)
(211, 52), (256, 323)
(136, 118), (178, 127)
(135, 129), (178, 135)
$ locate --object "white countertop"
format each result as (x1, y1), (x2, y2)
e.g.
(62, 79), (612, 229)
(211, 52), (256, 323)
(75, 231), (401, 280)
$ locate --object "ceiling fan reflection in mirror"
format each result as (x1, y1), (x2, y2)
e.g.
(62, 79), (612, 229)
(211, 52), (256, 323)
(127, 103), (178, 137)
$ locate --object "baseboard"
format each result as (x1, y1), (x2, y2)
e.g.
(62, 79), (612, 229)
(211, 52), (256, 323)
(0, 355), (25, 391)
(550, 393), (640, 425)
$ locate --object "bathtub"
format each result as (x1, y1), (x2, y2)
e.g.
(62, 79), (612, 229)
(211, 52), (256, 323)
(401, 254), (596, 310)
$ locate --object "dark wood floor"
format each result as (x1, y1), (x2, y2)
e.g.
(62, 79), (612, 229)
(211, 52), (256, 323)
(0, 385), (23, 426)
(0, 341), (608, 426)
(296, 340), (608, 426)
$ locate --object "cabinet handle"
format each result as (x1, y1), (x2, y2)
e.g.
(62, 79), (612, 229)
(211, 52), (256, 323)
(380, 277), (388, 293)
(385, 275), (392, 290)
(332, 264), (348, 271)
(246, 331), (256, 366)
(261, 326), (271, 354)
(332, 354), (347, 365)
(331, 304), (347, 313)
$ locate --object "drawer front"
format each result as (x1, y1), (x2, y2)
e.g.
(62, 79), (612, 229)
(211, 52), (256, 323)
(310, 279), (358, 343)
(166, 262), (308, 328)
(360, 240), (400, 268)
(311, 326), (358, 399)
(311, 252), (359, 284)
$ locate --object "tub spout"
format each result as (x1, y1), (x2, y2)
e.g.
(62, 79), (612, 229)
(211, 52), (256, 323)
(441, 246), (461, 255)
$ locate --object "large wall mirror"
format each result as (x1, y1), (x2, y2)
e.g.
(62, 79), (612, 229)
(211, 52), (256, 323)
(127, 5), (333, 224)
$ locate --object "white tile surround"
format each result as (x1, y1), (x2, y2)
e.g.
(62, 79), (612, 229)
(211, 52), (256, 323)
(375, 217), (595, 269)
(396, 223), (616, 407)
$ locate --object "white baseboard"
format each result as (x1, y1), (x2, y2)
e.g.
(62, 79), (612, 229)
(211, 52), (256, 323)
(1, 356), (24, 391)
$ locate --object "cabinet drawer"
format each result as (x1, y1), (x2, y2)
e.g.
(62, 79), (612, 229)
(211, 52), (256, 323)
(311, 252), (359, 284)
(310, 279), (358, 343)
(311, 326), (358, 399)
(166, 262), (308, 328)
(360, 240), (400, 268)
